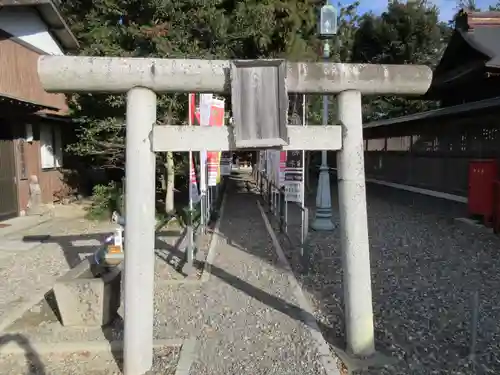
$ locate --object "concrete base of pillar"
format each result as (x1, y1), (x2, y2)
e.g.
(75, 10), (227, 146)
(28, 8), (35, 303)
(54, 258), (121, 327)
(311, 167), (334, 231)
(333, 346), (397, 373)
(311, 208), (335, 231)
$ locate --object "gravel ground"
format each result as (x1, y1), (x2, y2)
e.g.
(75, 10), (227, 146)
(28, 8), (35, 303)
(0, 175), (327, 374)
(0, 346), (180, 374)
(0, 217), (116, 327)
(153, 174), (329, 375)
(3, 220), (212, 344)
(262, 178), (500, 375)
(11, 173), (492, 374)
(155, 222), (212, 281)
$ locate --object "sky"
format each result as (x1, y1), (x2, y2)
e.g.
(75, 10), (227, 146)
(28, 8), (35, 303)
(338, 0), (499, 22)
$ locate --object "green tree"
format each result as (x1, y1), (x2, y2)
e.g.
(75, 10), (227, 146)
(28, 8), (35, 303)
(351, 0), (451, 121)
(450, 0), (481, 28)
(457, 0), (480, 11)
(291, 1), (361, 191)
(489, 1), (500, 10)
(61, 0), (326, 215)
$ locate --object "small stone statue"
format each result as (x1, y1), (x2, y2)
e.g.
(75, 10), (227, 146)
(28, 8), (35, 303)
(27, 175), (43, 215)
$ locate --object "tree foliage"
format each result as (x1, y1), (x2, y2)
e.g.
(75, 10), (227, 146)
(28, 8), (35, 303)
(61, 0), (459, 204)
(351, 0), (451, 121)
(61, 0), (346, 213)
(61, 0), (364, 201)
(61, 0), (329, 165)
(490, 1), (500, 11)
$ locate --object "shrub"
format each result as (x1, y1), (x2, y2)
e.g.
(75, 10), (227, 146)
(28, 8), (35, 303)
(86, 182), (123, 220)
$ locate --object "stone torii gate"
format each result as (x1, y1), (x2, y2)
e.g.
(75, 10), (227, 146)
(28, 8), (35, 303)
(37, 56), (431, 375)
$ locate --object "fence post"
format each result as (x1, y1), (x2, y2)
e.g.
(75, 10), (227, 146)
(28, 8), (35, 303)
(284, 190), (288, 234)
(276, 187), (280, 220)
(303, 207), (309, 247)
(273, 187), (277, 216)
(299, 207), (310, 269)
(279, 188), (285, 233)
(270, 184), (274, 213)
(267, 180), (272, 212)
(201, 193), (206, 234)
(260, 174), (264, 197)
(300, 208), (305, 257)
(208, 186), (212, 219)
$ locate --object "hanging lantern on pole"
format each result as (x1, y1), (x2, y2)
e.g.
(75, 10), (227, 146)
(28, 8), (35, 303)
(319, 3), (338, 39)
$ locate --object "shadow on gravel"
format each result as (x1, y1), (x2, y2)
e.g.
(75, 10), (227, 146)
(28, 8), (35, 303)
(22, 230), (181, 270)
(21, 232), (111, 268)
(0, 333), (46, 375)
(298, 179), (500, 374)
(103, 315), (125, 372)
(162, 232), (345, 350)
(222, 173), (350, 355)
(155, 228), (207, 277)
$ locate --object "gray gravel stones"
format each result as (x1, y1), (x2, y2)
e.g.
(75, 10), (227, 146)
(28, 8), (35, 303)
(155, 223), (211, 281)
(181, 176), (327, 375)
(1, 176), (331, 375)
(277, 182), (500, 374)
(0, 217), (116, 329)
(0, 346), (180, 374)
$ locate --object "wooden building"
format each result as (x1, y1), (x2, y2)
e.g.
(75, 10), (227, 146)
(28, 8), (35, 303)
(0, 0), (78, 220)
(363, 10), (500, 197)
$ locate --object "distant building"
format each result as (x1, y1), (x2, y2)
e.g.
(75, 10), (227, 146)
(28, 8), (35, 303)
(363, 10), (500, 196)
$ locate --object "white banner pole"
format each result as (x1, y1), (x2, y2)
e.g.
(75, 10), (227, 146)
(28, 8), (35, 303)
(301, 94), (306, 253)
(187, 93), (195, 266)
(199, 93), (212, 231)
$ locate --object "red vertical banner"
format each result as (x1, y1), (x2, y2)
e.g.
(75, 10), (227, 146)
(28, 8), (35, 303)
(188, 93), (200, 203)
(189, 93), (197, 124)
(207, 98), (225, 186)
(279, 151), (287, 187)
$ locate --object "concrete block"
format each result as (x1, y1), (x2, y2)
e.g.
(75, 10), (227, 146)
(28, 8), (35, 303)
(53, 258), (121, 327)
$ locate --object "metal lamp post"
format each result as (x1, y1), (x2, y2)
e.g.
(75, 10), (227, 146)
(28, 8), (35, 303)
(311, 3), (337, 231)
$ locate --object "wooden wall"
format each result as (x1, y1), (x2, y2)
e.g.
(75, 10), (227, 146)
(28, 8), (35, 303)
(0, 29), (68, 114)
(11, 118), (70, 212)
(0, 29), (73, 215)
(363, 110), (500, 196)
